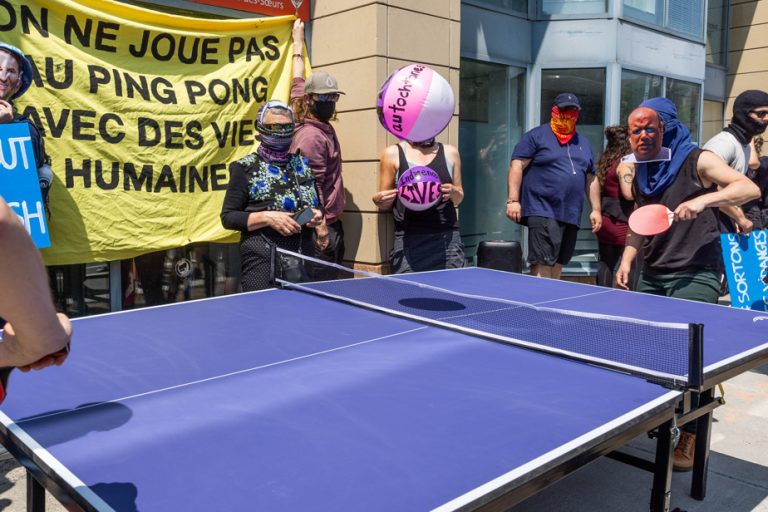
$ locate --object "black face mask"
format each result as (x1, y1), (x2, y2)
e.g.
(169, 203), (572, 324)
(311, 101), (335, 122)
(725, 90), (768, 144)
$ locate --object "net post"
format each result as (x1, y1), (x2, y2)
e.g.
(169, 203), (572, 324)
(688, 323), (704, 389)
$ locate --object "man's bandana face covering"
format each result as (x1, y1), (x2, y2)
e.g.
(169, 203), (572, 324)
(311, 100), (335, 122)
(550, 106), (579, 144)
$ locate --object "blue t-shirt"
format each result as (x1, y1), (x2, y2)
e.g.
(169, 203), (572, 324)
(511, 124), (595, 226)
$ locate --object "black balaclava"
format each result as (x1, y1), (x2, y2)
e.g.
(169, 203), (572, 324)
(724, 89), (768, 144)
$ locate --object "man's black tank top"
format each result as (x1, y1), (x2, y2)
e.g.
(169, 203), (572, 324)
(633, 148), (721, 273)
(393, 143), (459, 234)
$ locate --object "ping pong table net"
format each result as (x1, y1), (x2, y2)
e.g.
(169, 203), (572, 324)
(271, 248), (700, 389)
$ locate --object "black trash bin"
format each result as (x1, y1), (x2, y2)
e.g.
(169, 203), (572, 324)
(477, 240), (523, 273)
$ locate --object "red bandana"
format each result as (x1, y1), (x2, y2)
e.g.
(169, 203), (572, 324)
(550, 106), (579, 144)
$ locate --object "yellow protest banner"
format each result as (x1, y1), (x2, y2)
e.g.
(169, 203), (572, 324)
(1, 0), (305, 264)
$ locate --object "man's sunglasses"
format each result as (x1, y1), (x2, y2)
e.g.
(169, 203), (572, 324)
(750, 110), (768, 119)
(263, 123), (294, 131)
(312, 93), (339, 103)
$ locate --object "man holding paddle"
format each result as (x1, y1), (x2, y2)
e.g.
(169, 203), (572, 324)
(616, 98), (758, 471)
(616, 97), (758, 300)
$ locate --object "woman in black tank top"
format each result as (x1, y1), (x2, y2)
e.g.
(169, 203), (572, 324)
(373, 140), (465, 273)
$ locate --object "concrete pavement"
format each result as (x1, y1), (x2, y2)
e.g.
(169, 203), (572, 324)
(513, 364), (768, 512)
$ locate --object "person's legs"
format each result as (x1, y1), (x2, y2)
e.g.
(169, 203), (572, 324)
(530, 264), (555, 278)
(635, 270), (669, 297)
(597, 243), (623, 287)
(554, 222), (579, 280)
(444, 230), (465, 269)
(526, 216), (562, 279)
(637, 269), (720, 471)
(667, 271), (721, 304)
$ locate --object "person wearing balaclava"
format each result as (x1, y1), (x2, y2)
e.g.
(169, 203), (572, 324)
(703, 89), (768, 234)
(289, 20), (347, 281)
(506, 92), (602, 280)
(220, 100), (323, 292)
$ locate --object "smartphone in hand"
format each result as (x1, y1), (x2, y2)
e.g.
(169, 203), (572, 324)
(293, 207), (314, 226)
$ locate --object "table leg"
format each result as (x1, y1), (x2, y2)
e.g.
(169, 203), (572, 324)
(691, 387), (715, 500)
(26, 469), (46, 512)
(650, 418), (675, 512)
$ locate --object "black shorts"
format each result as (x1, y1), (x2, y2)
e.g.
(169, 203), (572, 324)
(525, 216), (579, 266)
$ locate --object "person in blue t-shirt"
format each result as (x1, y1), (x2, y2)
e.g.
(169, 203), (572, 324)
(506, 92), (601, 280)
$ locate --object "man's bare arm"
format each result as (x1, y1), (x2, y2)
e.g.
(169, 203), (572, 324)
(0, 198), (70, 369)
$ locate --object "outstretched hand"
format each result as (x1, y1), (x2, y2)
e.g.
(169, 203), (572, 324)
(0, 313), (72, 371)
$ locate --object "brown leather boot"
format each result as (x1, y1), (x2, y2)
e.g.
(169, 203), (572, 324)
(673, 431), (696, 472)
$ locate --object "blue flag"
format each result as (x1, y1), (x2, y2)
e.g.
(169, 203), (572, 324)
(0, 123), (50, 249)
(721, 231), (768, 311)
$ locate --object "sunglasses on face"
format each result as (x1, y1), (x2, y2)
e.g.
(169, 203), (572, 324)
(313, 93), (339, 103)
(750, 110), (768, 120)
(631, 127), (658, 135)
(263, 123), (294, 131)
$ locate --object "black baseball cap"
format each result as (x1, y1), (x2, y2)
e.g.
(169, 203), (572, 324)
(554, 92), (580, 109)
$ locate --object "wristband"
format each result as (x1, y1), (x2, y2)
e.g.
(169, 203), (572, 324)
(506, 199), (519, 204)
(293, 54), (303, 59)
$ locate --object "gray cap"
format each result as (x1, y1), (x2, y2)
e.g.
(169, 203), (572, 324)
(305, 70), (345, 95)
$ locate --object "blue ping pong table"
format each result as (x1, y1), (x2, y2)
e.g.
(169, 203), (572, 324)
(1, 267), (767, 512)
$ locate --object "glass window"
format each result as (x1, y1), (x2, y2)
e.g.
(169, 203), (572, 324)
(667, 0), (703, 37)
(620, 69), (663, 125)
(542, 0), (607, 16)
(623, 0), (703, 38)
(540, 68), (606, 272)
(623, 0), (663, 25)
(123, 244), (242, 310)
(666, 78), (701, 143)
(473, 0), (528, 14)
(459, 59), (526, 262)
(706, 0), (727, 66)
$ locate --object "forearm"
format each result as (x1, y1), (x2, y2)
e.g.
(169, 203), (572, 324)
(719, 205), (748, 222)
(701, 181), (760, 209)
(587, 174), (601, 213)
(507, 161), (523, 202)
(292, 45), (304, 80)
(451, 186), (464, 206)
(0, 201), (67, 358)
(620, 232), (643, 266)
(246, 211), (273, 231)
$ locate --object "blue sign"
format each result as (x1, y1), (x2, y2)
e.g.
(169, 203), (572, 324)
(721, 231), (768, 311)
(0, 123), (50, 248)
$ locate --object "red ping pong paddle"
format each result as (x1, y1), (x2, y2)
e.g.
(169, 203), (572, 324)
(0, 344), (70, 404)
(628, 204), (674, 236)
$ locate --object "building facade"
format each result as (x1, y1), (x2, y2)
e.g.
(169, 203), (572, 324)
(44, 0), (764, 315)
